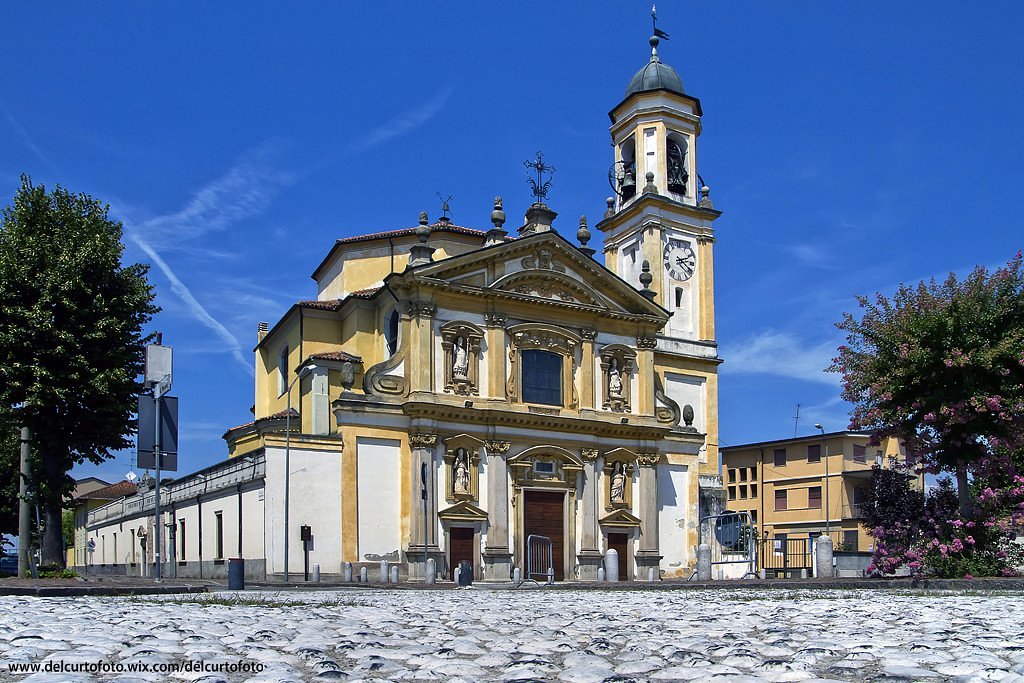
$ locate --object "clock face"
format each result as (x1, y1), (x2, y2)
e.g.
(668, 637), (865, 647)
(663, 240), (696, 281)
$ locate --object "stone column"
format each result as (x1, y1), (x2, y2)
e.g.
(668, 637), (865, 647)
(407, 432), (441, 580)
(634, 451), (662, 579)
(484, 312), (507, 400)
(482, 440), (513, 581)
(577, 449), (603, 580)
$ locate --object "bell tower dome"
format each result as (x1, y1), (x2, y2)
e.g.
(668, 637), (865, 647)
(597, 26), (722, 344)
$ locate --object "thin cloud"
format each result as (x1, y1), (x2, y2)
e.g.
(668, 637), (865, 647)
(1, 104), (60, 175)
(722, 330), (841, 387)
(129, 232), (253, 377)
(351, 87), (454, 152)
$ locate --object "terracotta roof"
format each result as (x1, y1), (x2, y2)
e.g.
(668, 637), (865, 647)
(333, 222), (486, 246)
(298, 299), (343, 311)
(349, 286), (382, 299)
(309, 351), (363, 363)
(77, 480), (138, 501)
(258, 407), (299, 422)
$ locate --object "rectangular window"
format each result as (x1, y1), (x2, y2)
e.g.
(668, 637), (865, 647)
(750, 510), (757, 523)
(131, 529), (136, 564)
(775, 489), (788, 511)
(853, 444), (867, 463)
(278, 346), (289, 396)
(807, 444), (821, 463)
(728, 486), (736, 500)
(739, 468), (748, 482)
(215, 511), (224, 560)
(751, 484), (758, 498)
(728, 469), (737, 483)
(808, 486), (822, 509)
(179, 519), (186, 560)
(739, 484), (748, 499)
(843, 530), (859, 552)
(521, 349), (562, 406)
(750, 467), (757, 481)
(852, 486), (867, 505)
(533, 461), (555, 474)
(773, 449), (786, 467)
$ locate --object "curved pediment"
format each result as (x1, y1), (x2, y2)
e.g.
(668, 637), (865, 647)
(490, 271), (609, 308)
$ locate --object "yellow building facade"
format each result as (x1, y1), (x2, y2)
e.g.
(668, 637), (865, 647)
(721, 432), (918, 564)
(220, 30), (725, 582)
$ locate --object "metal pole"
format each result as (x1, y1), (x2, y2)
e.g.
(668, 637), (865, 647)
(18, 427), (31, 579)
(824, 437), (830, 535)
(422, 461), (428, 580)
(154, 388), (163, 581)
(284, 390), (291, 583)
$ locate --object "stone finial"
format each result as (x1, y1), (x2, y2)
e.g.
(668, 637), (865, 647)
(409, 210), (435, 267)
(639, 260), (656, 301)
(519, 202), (558, 237)
(604, 197), (616, 219)
(643, 171), (658, 195)
(485, 195), (509, 247)
(577, 215), (596, 259)
(698, 185), (714, 209)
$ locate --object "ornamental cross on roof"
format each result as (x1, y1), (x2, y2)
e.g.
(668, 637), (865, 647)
(436, 193), (454, 221)
(524, 151), (555, 203)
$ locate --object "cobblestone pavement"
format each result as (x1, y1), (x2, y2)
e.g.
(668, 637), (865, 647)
(2, 588), (1024, 682)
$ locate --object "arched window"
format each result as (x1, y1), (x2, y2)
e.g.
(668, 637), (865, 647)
(384, 308), (400, 357)
(277, 346), (289, 396)
(667, 134), (689, 195)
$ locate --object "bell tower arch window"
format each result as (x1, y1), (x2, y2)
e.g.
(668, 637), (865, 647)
(666, 133), (689, 196)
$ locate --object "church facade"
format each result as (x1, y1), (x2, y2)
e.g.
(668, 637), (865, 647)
(81, 30), (724, 582)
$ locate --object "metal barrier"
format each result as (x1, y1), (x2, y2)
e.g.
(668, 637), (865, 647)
(521, 534), (554, 587)
(695, 511), (757, 579)
(760, 536), (812, 577)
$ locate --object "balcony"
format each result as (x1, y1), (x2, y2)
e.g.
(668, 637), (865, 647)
(843, 503), (866, 519)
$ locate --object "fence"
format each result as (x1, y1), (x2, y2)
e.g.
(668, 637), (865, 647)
(524, 534), (554, 586)
(697, 511), (757, 579)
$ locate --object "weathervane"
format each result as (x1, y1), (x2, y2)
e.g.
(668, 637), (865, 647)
(436, 192), (453, 221)
(651, 4), (670, 40)
(524, 151), (556, 203)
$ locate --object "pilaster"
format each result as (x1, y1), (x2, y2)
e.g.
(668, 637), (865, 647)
(635, 450), (662, 579)
(635, 336), (657, 416)
(697, 234), (715, 341)
(577, 448), (603, 580)
(579, 328), (597, 410)
(485, 313), (507, 401)
(409, 300), (435, 393)
(481, 440), (513, 581)
(310, 366), (330, 435)
(407, 431), (442, 580)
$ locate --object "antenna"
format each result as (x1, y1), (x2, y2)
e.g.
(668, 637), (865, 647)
(793, 404), (801, 437)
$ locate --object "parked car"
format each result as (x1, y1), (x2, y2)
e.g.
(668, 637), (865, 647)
(0, 554), (17, 576)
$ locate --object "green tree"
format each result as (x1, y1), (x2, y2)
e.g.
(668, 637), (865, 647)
(0, 176), (158, 566)
(830, 253), (1024, 514)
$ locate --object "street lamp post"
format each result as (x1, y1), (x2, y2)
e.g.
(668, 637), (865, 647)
(814, 424), (830, 535)
(283, 364), (315, 583)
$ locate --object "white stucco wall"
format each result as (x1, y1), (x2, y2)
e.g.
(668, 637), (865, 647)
(664, 372), (706, 432)
(658, 462), (691, 577)
(356, 437), (402, 562)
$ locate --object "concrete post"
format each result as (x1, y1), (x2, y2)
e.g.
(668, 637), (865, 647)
(312, 564), (320, 583)
(815, 535), (834, 578)
(379, 560), (388, 583)
(425, 558), (436, 585)
(390, 566), (399, 583)
(342, 562), (352, 582)
(359, 566), (367, 583)
(512, 566), (521, 586)
(604, 549), (619, 582)
(697, 543), (712, 581)
(597, 567), (605, 582)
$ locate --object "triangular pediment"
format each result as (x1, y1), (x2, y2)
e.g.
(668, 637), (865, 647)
(599, 509), (642, 528)
(438, 500), (489, 522)
(400, 231), (668, 320)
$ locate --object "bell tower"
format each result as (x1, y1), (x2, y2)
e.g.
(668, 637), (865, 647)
(598, 28), (721, 344)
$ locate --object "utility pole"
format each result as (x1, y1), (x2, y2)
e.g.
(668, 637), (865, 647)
(18, 427), (31, 578)
(144, 335), (172, 582)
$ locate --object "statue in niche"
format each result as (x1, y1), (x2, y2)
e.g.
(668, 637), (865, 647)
(610, 462), (626, 503)
(454, 451), (469, 494)
(608, 358), (623, 399)
(453, 336), (469, 379)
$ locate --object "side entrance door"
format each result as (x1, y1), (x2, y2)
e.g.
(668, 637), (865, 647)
(607, 532), (629, 581)
(523, 490), (565, 580)
(449, 527), (474, 580)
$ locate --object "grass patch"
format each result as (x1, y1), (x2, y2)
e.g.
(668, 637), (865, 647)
(122, 592), (361, 609)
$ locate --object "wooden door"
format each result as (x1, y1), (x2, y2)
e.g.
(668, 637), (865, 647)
(524, 490), (565, 580)
(608, 532), (629, 581)
(449, 527), (474, 580)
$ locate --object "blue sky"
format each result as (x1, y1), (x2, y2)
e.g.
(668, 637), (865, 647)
(2, 2), (1022, 485)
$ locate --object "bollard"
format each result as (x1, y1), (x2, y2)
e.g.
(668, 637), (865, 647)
(380, 560), (388, 583)
(648, 567), (657, 582)
(512, 567), (521, 587)
(547, 566), (554, 585)
(453, 565), (460, 585)
(425, 558), (436, 585)
(312, 564), (321, 583)
(604, 549), (619, 582)
(815, 535), (834, 579)
(390, 566), (399, 584)
(342, 562), (352, 582)
(800, 568), (808, 579)
(697, 543), (712, 581)
(359, 566), (368, 583)
(597, 567), (606, 582)
(758, 569), (766, 580)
